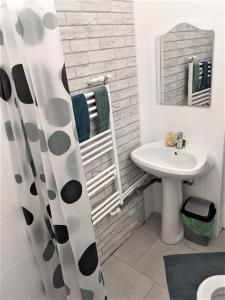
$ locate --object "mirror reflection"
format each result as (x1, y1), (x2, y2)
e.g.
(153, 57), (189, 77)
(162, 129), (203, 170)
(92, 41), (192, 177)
(156, 23), (214, 107)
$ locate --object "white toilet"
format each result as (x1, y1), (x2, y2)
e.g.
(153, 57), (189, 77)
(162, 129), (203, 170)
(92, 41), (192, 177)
(197, 275), (225, 300)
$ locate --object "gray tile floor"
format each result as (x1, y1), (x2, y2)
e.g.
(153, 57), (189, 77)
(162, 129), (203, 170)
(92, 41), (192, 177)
(102, 213), (225, 300)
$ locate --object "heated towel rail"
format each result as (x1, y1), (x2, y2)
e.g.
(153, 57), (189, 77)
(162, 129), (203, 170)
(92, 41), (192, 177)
(79, 75), (123, 226)
(188, 61), (212, 106)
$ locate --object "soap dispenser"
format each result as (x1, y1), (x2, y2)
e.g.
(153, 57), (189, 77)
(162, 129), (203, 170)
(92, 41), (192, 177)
(176, 132), (183, 149)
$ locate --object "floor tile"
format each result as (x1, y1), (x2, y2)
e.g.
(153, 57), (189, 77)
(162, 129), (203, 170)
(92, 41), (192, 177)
(113, 226), (158, 267)
(183, 229), (225, 252)
(102, 256), (153, 300)
(134, 239), (197, 287)
(143, 282), (170, 300)
(143, 213), (161, 236)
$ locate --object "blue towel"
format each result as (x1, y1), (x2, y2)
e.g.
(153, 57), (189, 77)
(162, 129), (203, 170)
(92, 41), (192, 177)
(200, 61), (209, 90)
(71, 94), (90, 142)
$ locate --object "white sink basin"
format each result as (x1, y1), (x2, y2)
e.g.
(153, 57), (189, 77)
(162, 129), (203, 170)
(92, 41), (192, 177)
(131, 141), (210, 179)
(131, 141), (213, 244)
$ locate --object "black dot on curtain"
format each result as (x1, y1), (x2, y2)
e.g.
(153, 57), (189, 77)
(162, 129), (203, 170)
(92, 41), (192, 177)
(53, 225), (69, 244)
(53, 264), (64, 289)
(43, 240), (55, 261)
(61, 63), (70, 94)
(78, 243), (98, 276)
(46, 204), (52, 219)
(60, 180), (82, 204)
(12, 64), (33, 104)
(22, 207), (34, 225)
(0, 68), (12, 101)
(30, 182), (37, 196)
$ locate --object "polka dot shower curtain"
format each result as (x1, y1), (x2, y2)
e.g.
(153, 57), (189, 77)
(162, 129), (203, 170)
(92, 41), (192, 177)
(0, 0), (105, 299)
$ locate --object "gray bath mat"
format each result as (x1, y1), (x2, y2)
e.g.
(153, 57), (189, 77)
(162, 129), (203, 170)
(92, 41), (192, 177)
(163, 252), (225, 300)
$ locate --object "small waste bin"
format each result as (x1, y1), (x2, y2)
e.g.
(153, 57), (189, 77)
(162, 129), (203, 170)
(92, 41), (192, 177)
(181, 196), (216, 246)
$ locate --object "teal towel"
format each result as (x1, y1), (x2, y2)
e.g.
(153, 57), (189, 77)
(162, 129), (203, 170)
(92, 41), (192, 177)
(94, 86), (110, 134)
(200, 61), (209, 90)
(71, 94), (90, 142)
(192, 63), (200, 93)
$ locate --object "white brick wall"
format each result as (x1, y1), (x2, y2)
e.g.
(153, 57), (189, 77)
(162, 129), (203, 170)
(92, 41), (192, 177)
(56, 0), (144, 262)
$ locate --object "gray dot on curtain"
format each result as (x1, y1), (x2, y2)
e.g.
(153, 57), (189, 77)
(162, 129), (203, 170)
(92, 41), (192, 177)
(65, 284), (71, 296)
(42, 12), (58, 29)
(53, 265), (64, 289)
(48, 131), (71, 155)
(39, 130), (48, 152)
(4, 121), (14, 141)
(45, 98), (71, 127)
(47, 190), (56, 200)
(43, 240), (55, 261)
(40, 174), (46, 182)
(15, 174), (23, 184)
(80, 288), (94, 300)
(15, 19), (24, 37)
(0, 30), (3, 45)
(25, 123), (39, 142)
(66, 151), (78, 178)
(17, 9), (44, 46)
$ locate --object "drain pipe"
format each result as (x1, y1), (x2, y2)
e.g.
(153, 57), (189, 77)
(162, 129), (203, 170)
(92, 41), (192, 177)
(123, 175), (161, 205)
(122, 176), (194, 206)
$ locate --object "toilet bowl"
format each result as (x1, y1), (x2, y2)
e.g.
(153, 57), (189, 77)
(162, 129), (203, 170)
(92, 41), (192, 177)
(197, 275), (225, 300)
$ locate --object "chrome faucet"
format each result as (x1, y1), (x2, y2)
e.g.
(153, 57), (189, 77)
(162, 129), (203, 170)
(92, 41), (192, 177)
(176, 132), (183, 149)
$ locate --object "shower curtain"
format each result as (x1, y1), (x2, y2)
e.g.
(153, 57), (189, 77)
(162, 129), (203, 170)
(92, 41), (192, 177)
(0, 0), (105, 299)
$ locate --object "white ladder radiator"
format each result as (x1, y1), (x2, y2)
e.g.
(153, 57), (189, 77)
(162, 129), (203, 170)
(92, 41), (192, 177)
(79, 75), (123, 226)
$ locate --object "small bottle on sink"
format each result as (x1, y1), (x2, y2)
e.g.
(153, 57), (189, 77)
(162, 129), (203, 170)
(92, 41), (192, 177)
(176, 132), (183, 149)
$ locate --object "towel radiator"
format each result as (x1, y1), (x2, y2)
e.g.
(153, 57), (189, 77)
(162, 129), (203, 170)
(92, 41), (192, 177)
(79, 75), (123, 226)
(188, 61), (212, 107)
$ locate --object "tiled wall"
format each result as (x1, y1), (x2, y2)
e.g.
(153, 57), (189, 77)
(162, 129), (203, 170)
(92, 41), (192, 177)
(55, 0), (145, 262)
(134, 0), (225, 233)
(0, 109), (45, 299)
(160, 23), (214, 105)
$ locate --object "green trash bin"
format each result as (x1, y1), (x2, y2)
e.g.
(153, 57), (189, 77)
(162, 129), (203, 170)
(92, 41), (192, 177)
(181, 196), (216, 246)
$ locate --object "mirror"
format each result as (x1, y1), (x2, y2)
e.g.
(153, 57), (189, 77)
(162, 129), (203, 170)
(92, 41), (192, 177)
(156, 23), (214, 107)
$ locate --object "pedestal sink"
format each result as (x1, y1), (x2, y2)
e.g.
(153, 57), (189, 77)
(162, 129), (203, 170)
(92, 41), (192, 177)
(131, 141), (213, 244)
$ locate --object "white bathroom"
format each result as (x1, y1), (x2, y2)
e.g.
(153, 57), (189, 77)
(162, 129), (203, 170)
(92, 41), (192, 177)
(0, 0), (224, 299)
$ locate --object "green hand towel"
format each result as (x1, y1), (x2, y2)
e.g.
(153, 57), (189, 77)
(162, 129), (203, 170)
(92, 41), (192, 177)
(94, 86), (110, 134)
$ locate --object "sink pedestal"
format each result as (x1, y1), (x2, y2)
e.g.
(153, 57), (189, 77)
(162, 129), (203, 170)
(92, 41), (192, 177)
(161, 178), (184, 244)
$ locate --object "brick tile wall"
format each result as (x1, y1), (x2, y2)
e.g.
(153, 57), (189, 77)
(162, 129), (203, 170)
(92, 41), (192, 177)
(55, 0), (144, 262)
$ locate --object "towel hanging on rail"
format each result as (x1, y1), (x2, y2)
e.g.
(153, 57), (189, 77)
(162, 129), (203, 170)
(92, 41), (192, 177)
(94, 85), (110, 134)
(71, 94), (90, 142)
(200, 61), (209, 91)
